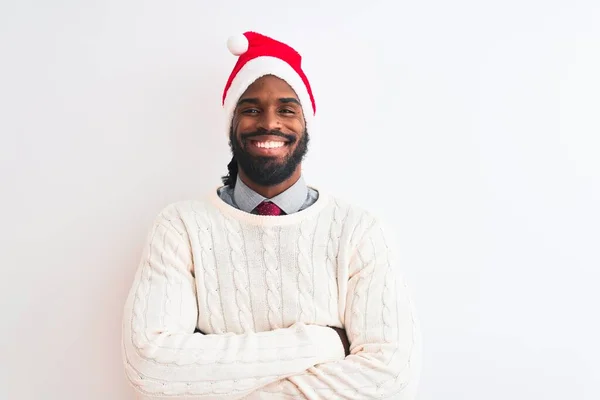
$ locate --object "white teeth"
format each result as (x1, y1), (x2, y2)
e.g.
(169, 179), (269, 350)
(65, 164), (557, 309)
(255, 141), (285, 149)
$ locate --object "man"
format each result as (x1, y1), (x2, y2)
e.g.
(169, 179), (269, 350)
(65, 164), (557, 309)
(122, 31), (421, 399)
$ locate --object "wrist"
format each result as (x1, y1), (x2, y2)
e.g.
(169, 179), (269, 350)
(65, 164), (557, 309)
(304, 324), (345, 363)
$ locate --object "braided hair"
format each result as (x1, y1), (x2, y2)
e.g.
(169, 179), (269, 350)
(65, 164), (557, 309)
(221, 156), (238, 187)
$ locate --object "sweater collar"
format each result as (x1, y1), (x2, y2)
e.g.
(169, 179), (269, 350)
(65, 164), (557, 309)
(210, 184), (328, 227)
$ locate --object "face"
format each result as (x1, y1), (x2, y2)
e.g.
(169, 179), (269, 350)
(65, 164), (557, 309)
(230, 75), (309, 186)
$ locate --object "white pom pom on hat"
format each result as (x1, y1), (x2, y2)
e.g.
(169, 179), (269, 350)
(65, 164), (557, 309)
(227, 34), (249, 56)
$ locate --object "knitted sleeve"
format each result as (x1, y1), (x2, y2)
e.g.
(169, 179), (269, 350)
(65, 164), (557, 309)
(121, 212), (345, 399)
(248, 219), (422, 399)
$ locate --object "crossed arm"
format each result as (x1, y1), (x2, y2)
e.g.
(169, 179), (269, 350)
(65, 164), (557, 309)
(247, 222), (422, 399)
(122, 214), (420, 399)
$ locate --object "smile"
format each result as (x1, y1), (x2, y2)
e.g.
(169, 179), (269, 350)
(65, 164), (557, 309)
(251, 140), (287, 149)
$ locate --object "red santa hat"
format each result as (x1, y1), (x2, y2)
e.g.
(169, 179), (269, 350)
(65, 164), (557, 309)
(222, 31), (316, 136)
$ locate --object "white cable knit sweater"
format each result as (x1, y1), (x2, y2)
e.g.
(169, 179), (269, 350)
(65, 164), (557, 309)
(122, 188), (421, 399)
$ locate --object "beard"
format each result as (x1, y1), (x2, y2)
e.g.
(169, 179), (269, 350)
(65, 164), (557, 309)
(229, 126), (310, 186)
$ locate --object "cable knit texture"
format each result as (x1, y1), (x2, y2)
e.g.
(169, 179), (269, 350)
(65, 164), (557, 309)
(122, 187), (421, 399)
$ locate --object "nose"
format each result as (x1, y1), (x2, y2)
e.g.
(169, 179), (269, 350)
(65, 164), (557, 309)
(258, 109), (282, 131)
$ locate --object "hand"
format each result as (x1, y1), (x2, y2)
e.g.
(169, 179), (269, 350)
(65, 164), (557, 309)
(329, 326), (350, 356)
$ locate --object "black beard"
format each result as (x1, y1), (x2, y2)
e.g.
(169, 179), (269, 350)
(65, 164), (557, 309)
(229, 127), (309, 186)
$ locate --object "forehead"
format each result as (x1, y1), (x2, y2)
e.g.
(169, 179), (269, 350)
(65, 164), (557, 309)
(241, 75), (299, 99)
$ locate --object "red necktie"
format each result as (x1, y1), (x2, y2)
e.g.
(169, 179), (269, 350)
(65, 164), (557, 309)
(254, 201), (284, 216)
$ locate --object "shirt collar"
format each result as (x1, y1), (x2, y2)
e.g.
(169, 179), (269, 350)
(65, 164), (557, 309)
(233, 175), (309, 214)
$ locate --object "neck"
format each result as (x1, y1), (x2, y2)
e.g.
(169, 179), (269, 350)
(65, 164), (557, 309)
(238, 165), (302, 199)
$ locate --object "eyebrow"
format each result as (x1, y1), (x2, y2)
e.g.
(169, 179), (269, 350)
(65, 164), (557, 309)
(236, 97), (301, 107)
(236, 98), (260, 107)
(279, 97), (301, 106)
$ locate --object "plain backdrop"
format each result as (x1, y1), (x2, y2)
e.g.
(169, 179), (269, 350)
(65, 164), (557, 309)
(1, 1), (599, 399)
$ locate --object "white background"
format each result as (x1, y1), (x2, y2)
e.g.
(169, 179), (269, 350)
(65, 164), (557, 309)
(1, 1), (599, 399)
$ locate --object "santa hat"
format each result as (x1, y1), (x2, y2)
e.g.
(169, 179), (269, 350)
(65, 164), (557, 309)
(222, 31), (316, 136)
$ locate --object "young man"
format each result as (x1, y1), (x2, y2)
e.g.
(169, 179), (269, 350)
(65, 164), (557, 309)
(122, 31), (421, 399)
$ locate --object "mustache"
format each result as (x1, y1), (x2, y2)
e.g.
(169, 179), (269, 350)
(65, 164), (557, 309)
(240, 128), (297, 143)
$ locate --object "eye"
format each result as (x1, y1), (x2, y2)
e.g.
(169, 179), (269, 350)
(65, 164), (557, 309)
(279, 108), (295, 114)
(242, 108), (260, 115)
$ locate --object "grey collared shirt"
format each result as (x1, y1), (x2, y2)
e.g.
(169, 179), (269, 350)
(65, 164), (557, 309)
(217, 175), (318, 214)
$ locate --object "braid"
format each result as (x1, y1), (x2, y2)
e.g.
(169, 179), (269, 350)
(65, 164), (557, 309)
(221, 156), (238, 187)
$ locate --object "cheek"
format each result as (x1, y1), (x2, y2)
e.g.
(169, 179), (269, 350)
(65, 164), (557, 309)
(286, 118), (305, 135)
(234, 116), (254, 133)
